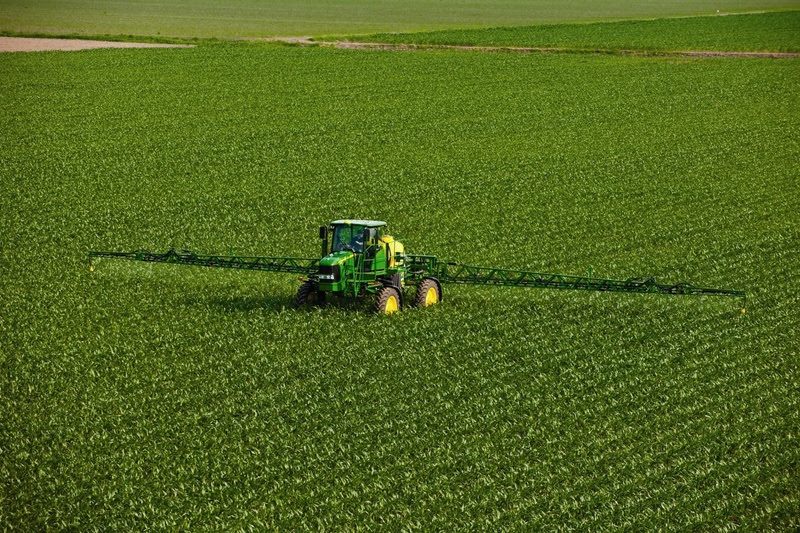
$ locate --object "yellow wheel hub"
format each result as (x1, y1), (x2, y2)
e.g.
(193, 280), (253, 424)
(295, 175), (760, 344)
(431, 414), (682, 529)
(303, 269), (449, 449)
(424, 286), (438, 306)
(384, 294), (399, 313)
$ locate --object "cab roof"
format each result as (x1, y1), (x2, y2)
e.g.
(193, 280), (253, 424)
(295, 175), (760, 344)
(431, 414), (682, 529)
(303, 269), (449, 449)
(331, 219), (387, 227)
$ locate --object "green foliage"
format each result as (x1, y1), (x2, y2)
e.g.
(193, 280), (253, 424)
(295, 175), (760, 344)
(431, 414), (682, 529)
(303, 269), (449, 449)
(343, 10), (800, 52)
(1, 0), (799, 38)
(1, 42), (798, 529)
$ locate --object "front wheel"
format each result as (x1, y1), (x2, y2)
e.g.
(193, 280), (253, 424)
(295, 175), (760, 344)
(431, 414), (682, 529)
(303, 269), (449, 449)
(295, 281), (325, 308)
(374, 286), (401, 314)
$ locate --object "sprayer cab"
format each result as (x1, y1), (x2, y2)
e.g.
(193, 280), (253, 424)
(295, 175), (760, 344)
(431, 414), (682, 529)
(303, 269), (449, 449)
(328, 220), (386, 253)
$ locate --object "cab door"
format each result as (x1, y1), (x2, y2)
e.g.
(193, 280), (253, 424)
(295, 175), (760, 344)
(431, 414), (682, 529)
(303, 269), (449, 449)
(363, 228), (387, 272)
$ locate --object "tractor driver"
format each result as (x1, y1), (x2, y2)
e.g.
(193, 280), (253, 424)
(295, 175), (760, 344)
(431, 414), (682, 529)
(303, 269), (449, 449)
(351, 228), (366, 252)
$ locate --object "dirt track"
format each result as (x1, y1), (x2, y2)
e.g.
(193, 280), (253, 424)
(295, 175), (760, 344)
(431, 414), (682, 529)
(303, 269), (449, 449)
(0, 37), (192, 52)
(268, 37), (800, 58)
(4, 36), (796, 58)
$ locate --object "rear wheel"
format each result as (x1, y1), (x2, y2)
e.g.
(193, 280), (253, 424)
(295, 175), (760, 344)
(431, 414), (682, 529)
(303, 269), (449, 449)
(374, 286), (401, 314)
(415, 278), (441, 307)
(294, 281), (324, 308)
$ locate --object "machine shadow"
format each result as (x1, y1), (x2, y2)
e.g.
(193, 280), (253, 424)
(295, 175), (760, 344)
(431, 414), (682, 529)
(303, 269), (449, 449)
(181, 293), (371, 314)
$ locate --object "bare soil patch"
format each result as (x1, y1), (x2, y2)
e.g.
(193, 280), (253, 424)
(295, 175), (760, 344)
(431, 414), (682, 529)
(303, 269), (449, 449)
(260, 36), (315, 44)
(0, 37), (193, 53)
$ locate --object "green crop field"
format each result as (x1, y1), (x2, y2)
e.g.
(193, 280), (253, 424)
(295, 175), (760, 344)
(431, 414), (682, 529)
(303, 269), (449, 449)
(343, 10), (800, 52)
(2, 6), (799, 531)
(1, 0), (800, 38)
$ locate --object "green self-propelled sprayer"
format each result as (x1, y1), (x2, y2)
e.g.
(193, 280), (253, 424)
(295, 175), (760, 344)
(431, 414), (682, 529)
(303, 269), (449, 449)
(88, 219), (746, 314)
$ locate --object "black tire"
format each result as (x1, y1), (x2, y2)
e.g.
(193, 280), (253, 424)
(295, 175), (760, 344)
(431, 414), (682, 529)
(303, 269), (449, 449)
(415, 278), (441, 307)
(294, 281), (323, 308)
(374, 286), (402, 314)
